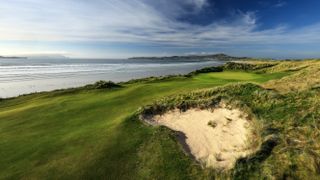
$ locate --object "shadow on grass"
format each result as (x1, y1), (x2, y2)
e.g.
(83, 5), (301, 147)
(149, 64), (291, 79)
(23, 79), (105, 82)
(232, 135), (279, 179)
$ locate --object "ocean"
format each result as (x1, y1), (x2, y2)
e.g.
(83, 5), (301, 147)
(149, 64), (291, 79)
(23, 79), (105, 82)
(0, 58), (224, 98)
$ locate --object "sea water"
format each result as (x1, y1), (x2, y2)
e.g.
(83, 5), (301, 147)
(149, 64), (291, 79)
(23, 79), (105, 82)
(0, 58), (224, 98)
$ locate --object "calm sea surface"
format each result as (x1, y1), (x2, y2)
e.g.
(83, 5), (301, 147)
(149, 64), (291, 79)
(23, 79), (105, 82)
(0, 58), (224, 98)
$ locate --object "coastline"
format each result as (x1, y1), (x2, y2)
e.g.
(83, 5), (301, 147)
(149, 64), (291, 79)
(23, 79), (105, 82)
(0, 60), (225, 99)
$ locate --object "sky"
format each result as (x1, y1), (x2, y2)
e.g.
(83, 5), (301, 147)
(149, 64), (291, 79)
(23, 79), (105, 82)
(1, 0), (320, 58)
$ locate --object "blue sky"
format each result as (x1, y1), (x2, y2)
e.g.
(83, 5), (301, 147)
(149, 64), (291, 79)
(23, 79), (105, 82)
(1, 0), (320, 58)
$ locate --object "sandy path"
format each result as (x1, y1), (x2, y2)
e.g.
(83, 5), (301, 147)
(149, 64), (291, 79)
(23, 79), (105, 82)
(144, 106), (255, 170)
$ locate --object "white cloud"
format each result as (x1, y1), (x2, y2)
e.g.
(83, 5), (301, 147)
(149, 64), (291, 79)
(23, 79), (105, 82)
(0, 0), (319, 49)
(187, 0), (209, 10)
(274, 1), (287, 8)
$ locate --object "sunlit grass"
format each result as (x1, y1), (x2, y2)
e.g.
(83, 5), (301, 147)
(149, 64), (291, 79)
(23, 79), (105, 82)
(0, 70), (287, 179)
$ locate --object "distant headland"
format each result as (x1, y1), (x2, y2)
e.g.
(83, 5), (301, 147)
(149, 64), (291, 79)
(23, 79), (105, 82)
(0, 56), (27, 59)
(129, 53), (248, 61)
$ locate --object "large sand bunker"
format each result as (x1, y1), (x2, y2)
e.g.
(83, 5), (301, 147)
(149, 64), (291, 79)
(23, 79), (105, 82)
(143, 104), (256, 170)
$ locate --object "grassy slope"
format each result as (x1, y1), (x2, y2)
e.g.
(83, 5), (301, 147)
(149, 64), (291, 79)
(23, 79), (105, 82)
(142, 82), (320, 180)
(0, 71), (287, 179)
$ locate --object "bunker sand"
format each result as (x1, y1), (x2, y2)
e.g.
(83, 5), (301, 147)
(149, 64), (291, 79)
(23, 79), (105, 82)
(144, 105), (256, 170)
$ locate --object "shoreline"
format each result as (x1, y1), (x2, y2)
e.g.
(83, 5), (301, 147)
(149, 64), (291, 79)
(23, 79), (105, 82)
(0, 63), (226, 99)
(0, 62), (226, 100)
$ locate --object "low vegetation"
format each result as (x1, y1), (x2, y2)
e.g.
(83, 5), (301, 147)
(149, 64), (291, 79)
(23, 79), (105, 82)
(223, 61), (277, 71)
(90, 80), (121, 89)
(0, 59), (319, 179)
(187, 66), (223, 76)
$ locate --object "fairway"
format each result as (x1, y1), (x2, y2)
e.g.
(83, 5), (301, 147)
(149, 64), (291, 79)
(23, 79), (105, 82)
(0, 71), (286, 179)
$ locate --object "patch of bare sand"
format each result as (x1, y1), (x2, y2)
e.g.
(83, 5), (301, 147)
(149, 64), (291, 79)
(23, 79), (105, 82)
(143, 104), (256, 170)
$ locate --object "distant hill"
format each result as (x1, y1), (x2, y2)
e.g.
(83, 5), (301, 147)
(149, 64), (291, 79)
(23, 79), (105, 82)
(129, 53), (248, 61)
(0, 54), (68, 59)
(0, 56), (27, 59)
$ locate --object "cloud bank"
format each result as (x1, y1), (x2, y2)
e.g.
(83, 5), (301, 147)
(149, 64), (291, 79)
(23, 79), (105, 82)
(0, 0), (320, 57)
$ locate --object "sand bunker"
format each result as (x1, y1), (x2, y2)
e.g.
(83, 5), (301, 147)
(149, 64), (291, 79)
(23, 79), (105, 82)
(143, 104), (256, 170)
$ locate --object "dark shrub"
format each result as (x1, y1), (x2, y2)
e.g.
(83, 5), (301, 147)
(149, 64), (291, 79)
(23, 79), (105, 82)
(93, 80), (121, 89)
(188, 66), (223, 76)
(223, 62), (276, 71)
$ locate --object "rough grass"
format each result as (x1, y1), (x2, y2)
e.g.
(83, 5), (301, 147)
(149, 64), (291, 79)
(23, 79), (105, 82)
(141, 82), (320, 179)
(229, 59), (320, 92)
(0, 70), (287, 180)
(263, 60), (320, 92)
(139, 59), (320, 179)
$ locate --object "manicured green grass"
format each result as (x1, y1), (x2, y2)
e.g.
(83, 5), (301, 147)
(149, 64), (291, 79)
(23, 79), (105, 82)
(0, 71), (287, 179)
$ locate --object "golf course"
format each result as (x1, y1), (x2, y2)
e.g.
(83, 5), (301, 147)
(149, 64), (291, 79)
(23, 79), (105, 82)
(1, 60), (320, 179)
